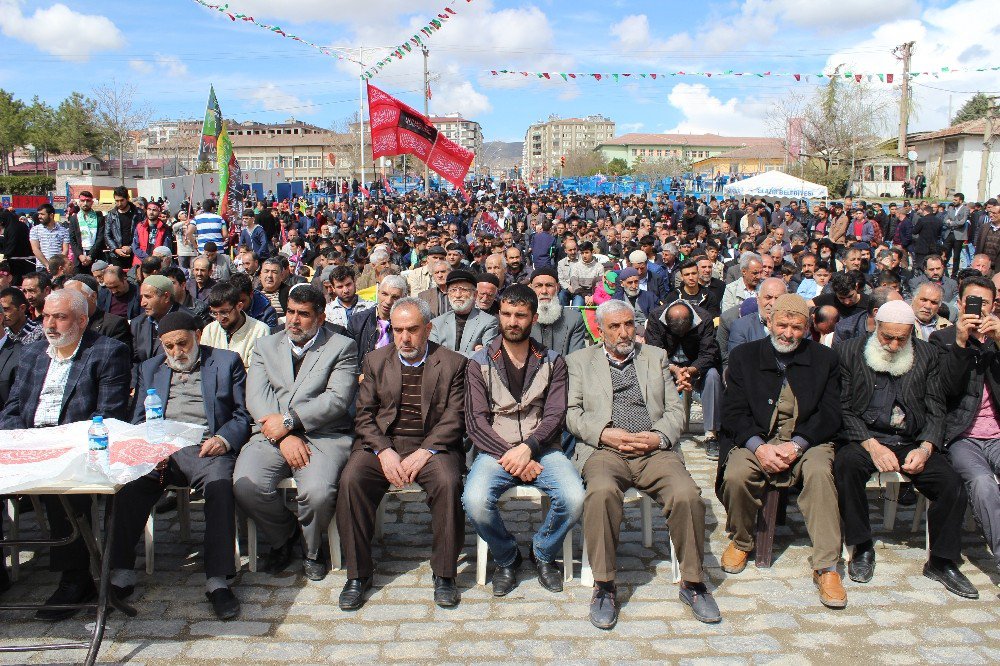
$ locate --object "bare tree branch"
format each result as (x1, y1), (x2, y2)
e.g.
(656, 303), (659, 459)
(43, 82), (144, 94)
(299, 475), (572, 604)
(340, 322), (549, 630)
(93, 80), (152, 184)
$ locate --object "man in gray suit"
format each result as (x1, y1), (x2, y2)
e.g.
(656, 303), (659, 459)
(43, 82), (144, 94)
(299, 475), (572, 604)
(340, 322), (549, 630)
(530, 267), (588, 356)
(727, 278), (786, 357)
(566, 299), (720, 630)
(233, 285), (359, 582)
(429, 270), (498, 357)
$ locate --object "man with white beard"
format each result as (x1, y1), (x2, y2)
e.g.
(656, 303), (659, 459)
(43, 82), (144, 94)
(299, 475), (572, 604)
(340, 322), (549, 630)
(429, 270), (498, 357)
(717, 294), (847, 609)
(111, 311), (251, 620)
(834, 300), (977, 599)
(530, 268), (588, 357)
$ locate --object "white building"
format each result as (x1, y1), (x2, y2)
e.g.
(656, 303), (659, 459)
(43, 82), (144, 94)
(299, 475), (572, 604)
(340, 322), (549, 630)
(908, 118), (1000, 200)
(522, 114), (616, 182)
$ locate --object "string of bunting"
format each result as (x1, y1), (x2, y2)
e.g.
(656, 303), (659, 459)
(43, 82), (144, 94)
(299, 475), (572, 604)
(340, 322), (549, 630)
(488, 66), (1000, 83)
(361, 0), (475, 80)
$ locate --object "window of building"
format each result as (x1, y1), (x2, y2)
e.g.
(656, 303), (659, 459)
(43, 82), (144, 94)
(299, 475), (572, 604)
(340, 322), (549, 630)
(944, 139), (959, 155)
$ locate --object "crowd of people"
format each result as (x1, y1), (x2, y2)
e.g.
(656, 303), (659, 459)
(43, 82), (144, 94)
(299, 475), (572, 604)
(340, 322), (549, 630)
(0, 181), (998, 632)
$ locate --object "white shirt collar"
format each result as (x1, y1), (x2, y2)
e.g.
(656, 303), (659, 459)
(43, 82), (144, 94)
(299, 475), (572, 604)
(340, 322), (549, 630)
(288, 329), (320, 357)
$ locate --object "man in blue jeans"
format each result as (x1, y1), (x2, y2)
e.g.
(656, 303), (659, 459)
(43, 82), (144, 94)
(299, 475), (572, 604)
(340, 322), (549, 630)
(463, 284), (584, 597)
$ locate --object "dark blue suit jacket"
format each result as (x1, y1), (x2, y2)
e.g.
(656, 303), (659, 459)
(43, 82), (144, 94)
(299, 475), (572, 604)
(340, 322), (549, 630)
(348, 307), (391, 371)
(0, 330), (130, 428)
(96, 283), (142, 321)
(612, 289), (660, 318)
(132, 345), (252, 452)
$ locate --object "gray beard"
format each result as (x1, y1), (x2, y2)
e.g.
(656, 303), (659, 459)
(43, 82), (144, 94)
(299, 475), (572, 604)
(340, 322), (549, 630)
(864, 335), (915, 376)
(536, 300), (562, 325)
(623, 286), (640, 298)
(770, 333), (801, 354)
(166, 348), (200, 373)
(449, 296), (474, 315)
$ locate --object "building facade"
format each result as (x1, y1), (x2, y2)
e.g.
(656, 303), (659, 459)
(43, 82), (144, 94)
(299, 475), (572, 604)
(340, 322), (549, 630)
(907, 119), (999, 200)
(429, 116), (484, 159)
(522, 115), (615, 182)
(596, 133), (777, 169)
(690, 140), (787, 177)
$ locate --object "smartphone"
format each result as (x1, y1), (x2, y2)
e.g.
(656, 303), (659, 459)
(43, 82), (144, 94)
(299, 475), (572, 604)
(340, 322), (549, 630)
(966, 295), (984, 317)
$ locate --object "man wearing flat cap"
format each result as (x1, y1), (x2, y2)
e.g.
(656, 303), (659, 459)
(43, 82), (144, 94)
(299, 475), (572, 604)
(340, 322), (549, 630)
(717, 294), (847, 608)
(429, 269), (498, 357)
(834, 299), (978, 599)
(111, 311), (251, 620)
(475, 273), (501, 316)
(130, 274), (195, 382)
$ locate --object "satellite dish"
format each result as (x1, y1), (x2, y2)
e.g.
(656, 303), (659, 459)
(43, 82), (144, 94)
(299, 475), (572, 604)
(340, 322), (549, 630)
(907, 150), (918, 161)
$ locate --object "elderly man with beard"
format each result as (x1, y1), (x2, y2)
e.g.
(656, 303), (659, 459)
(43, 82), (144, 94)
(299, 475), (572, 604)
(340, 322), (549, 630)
(567, 299), (719, 630)
(429, 270), (498, 357)
(463, 285), (583, 596)
(833, 300), (977, 598)
(233, 285), (359, 582)
(0, 289), (129, 619)
(646, 301), (723, 460)
(475, 273), (501, 316)
(717, 294), (846, 608)
(111, 311), (250, 620)
(530, 268), (588, 357)
(728, 278), (788, 355)
(336, 297), (468, 610)
(612, 268), (659, 338)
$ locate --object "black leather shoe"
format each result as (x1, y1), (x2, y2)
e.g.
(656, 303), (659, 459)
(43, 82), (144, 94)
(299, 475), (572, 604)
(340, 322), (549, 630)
(111, 584), (134, 601)
(206, 587), (240, 620)
(302, 556), (327, 581)
(261, 535), (297, 574)
(924, 557), (979, 599)
(589, 584), (619, 630)
(529, 550), (563, 593)
(36, 576), (97, 621)
(705, 437), (720, 461)
(897, 483), (918, 507)
(433, 575), (460, 608)
(155, 492), (178, 514)
(492, 550), (522, 597)
(339, 577), (372, 611)
(848, 547), (876, 584)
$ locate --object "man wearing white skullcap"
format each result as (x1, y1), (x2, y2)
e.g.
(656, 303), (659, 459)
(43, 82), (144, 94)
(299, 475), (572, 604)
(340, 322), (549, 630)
(833, 296), (978, 599)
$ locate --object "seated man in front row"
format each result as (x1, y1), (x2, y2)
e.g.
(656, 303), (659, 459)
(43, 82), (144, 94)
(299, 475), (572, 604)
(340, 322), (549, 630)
(336, 297), (467, 611)
(0, 289), (130, 620)
(233, 285), (359, 582)
(566, 299), (720, 630)
(835, 299), (977, 599)
(110, 312), (251, 620)
(716, 294), (847, 609)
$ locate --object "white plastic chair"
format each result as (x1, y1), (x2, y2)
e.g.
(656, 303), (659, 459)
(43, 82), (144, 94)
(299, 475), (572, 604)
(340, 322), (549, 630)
(143, 486), (241, 574)
(580, 488), (681, 586)
(474, 485), (574, 586)
(246, 478), (341, 572)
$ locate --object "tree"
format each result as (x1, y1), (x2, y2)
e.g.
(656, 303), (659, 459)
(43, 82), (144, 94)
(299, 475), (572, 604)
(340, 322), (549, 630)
(0, 90), (27, 175)
(952, 92), (992, 126)
(24, 96), (59, 166)
(561, 148), (606, 177)
(606, 158), (630, 176)
(631, 155), (690, 185)
(56, 92), (102, 155)
(93, 80), (152, 183)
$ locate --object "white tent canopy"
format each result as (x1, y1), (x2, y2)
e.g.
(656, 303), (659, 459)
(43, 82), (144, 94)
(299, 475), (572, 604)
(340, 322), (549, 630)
(723, 170), (828, 200)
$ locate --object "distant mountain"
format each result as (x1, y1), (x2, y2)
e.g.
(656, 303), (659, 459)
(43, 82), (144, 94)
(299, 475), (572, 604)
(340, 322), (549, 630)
(480, 141), (523, 166)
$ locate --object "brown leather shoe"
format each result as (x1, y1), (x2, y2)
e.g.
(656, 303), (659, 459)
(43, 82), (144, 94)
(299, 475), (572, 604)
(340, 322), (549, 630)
(721, 542), (750, 574)
(813, 570), (847, 609)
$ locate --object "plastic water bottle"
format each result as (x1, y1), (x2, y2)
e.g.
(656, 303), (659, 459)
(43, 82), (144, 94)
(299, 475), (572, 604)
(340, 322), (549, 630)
(144, 389), (164, 443)
(88, 415), (109, 473)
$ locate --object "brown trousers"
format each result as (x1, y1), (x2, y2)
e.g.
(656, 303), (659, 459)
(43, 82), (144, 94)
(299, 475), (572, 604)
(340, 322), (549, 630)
(719, 443), (842, 570)
(336, 445), (464, 579)
(581, 448), (706, 583)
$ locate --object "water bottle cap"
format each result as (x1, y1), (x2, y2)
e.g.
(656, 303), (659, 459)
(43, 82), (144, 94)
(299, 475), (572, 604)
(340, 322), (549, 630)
(93, 415), (103, 423)
(146, 389), (157, 396)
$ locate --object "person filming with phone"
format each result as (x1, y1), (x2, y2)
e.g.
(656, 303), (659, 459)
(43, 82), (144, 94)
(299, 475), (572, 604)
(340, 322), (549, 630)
(933, 275), (1000, 578)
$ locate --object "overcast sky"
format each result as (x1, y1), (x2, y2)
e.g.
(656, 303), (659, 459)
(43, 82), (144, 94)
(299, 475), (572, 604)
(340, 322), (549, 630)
(1, 0), (997, 143)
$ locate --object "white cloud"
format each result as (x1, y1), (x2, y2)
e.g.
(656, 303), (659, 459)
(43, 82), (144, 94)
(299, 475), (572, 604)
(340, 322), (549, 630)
(617, 122), (645, 134)
(129, 59), (154, 75)
(430, 80), (492, 118)
(128, 55), (189, 78)
(0, 0), (124, 61)
(770, 0), (919, 29)
(663, 83), (771, 135)
(244, 83), (321, 116)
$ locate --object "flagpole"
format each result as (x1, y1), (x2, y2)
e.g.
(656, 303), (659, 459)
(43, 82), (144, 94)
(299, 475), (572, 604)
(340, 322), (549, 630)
(359, 47), (366, 196)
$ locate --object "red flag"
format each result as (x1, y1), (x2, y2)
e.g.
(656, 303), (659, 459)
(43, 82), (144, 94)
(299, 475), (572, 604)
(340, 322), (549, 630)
(367, 83), (474, 197)
(886, 73), (894, 83)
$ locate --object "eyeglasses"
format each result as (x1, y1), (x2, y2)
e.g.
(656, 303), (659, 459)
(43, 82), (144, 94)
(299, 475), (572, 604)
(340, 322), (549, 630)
(210, 307), (236, 318)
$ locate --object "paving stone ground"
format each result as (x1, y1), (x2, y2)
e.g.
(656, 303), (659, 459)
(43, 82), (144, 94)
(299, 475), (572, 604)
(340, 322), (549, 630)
(2, 405), (999, 664)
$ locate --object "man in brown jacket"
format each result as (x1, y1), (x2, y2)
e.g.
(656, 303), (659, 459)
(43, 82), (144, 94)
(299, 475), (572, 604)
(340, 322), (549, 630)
(336, 296), (467, 611)
(828, 202), (849, 247)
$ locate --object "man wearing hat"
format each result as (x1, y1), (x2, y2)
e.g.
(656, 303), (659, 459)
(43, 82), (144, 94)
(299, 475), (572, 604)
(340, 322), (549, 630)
(429, 270), (498, 357)
(530, 267), (588, 357)
(407, 245), (446, 296)
(111, 311), (251, 620)
(475, 273), (501, 316)
(834, 299), (977, 599)
(717, 293), (847, 608)
(131, 274), (194, 381)
(612, 267), (659, 335)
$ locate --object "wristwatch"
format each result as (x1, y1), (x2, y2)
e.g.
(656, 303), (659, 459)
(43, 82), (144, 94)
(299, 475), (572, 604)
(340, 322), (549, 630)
(282, 411), (295, 432)
(657, 433), (671, 451)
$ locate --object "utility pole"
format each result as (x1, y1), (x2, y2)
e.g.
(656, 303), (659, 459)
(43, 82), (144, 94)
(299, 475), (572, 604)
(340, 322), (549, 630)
(894, 41), (915, 159)
(978, 96), (998, 201)
(422, 45), (431, 195)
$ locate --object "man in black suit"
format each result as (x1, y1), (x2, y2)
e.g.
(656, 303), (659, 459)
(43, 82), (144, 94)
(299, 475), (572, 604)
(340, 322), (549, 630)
(0, 288), (130, 619)
(0, 334), (19, 408)
(97, 266), (142, 321)
(111, 312), (251, 620)
(64, 275), (132, 352)
(834, 300), (976, 599)
(130, 275), (191, 380)
(0, 210), (34, 284)
(348, 275), (408, 371)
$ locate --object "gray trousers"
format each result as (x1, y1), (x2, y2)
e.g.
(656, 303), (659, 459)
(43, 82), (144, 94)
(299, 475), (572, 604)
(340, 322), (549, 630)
(233, 434), (352, 559)
(697, 368), (723, 434)
(948, 437), (1000, 567)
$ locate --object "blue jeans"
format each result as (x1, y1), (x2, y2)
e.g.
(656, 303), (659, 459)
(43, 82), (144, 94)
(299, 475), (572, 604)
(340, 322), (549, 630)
(571, 294), (586, 307)
(462, 450), (585, 565)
